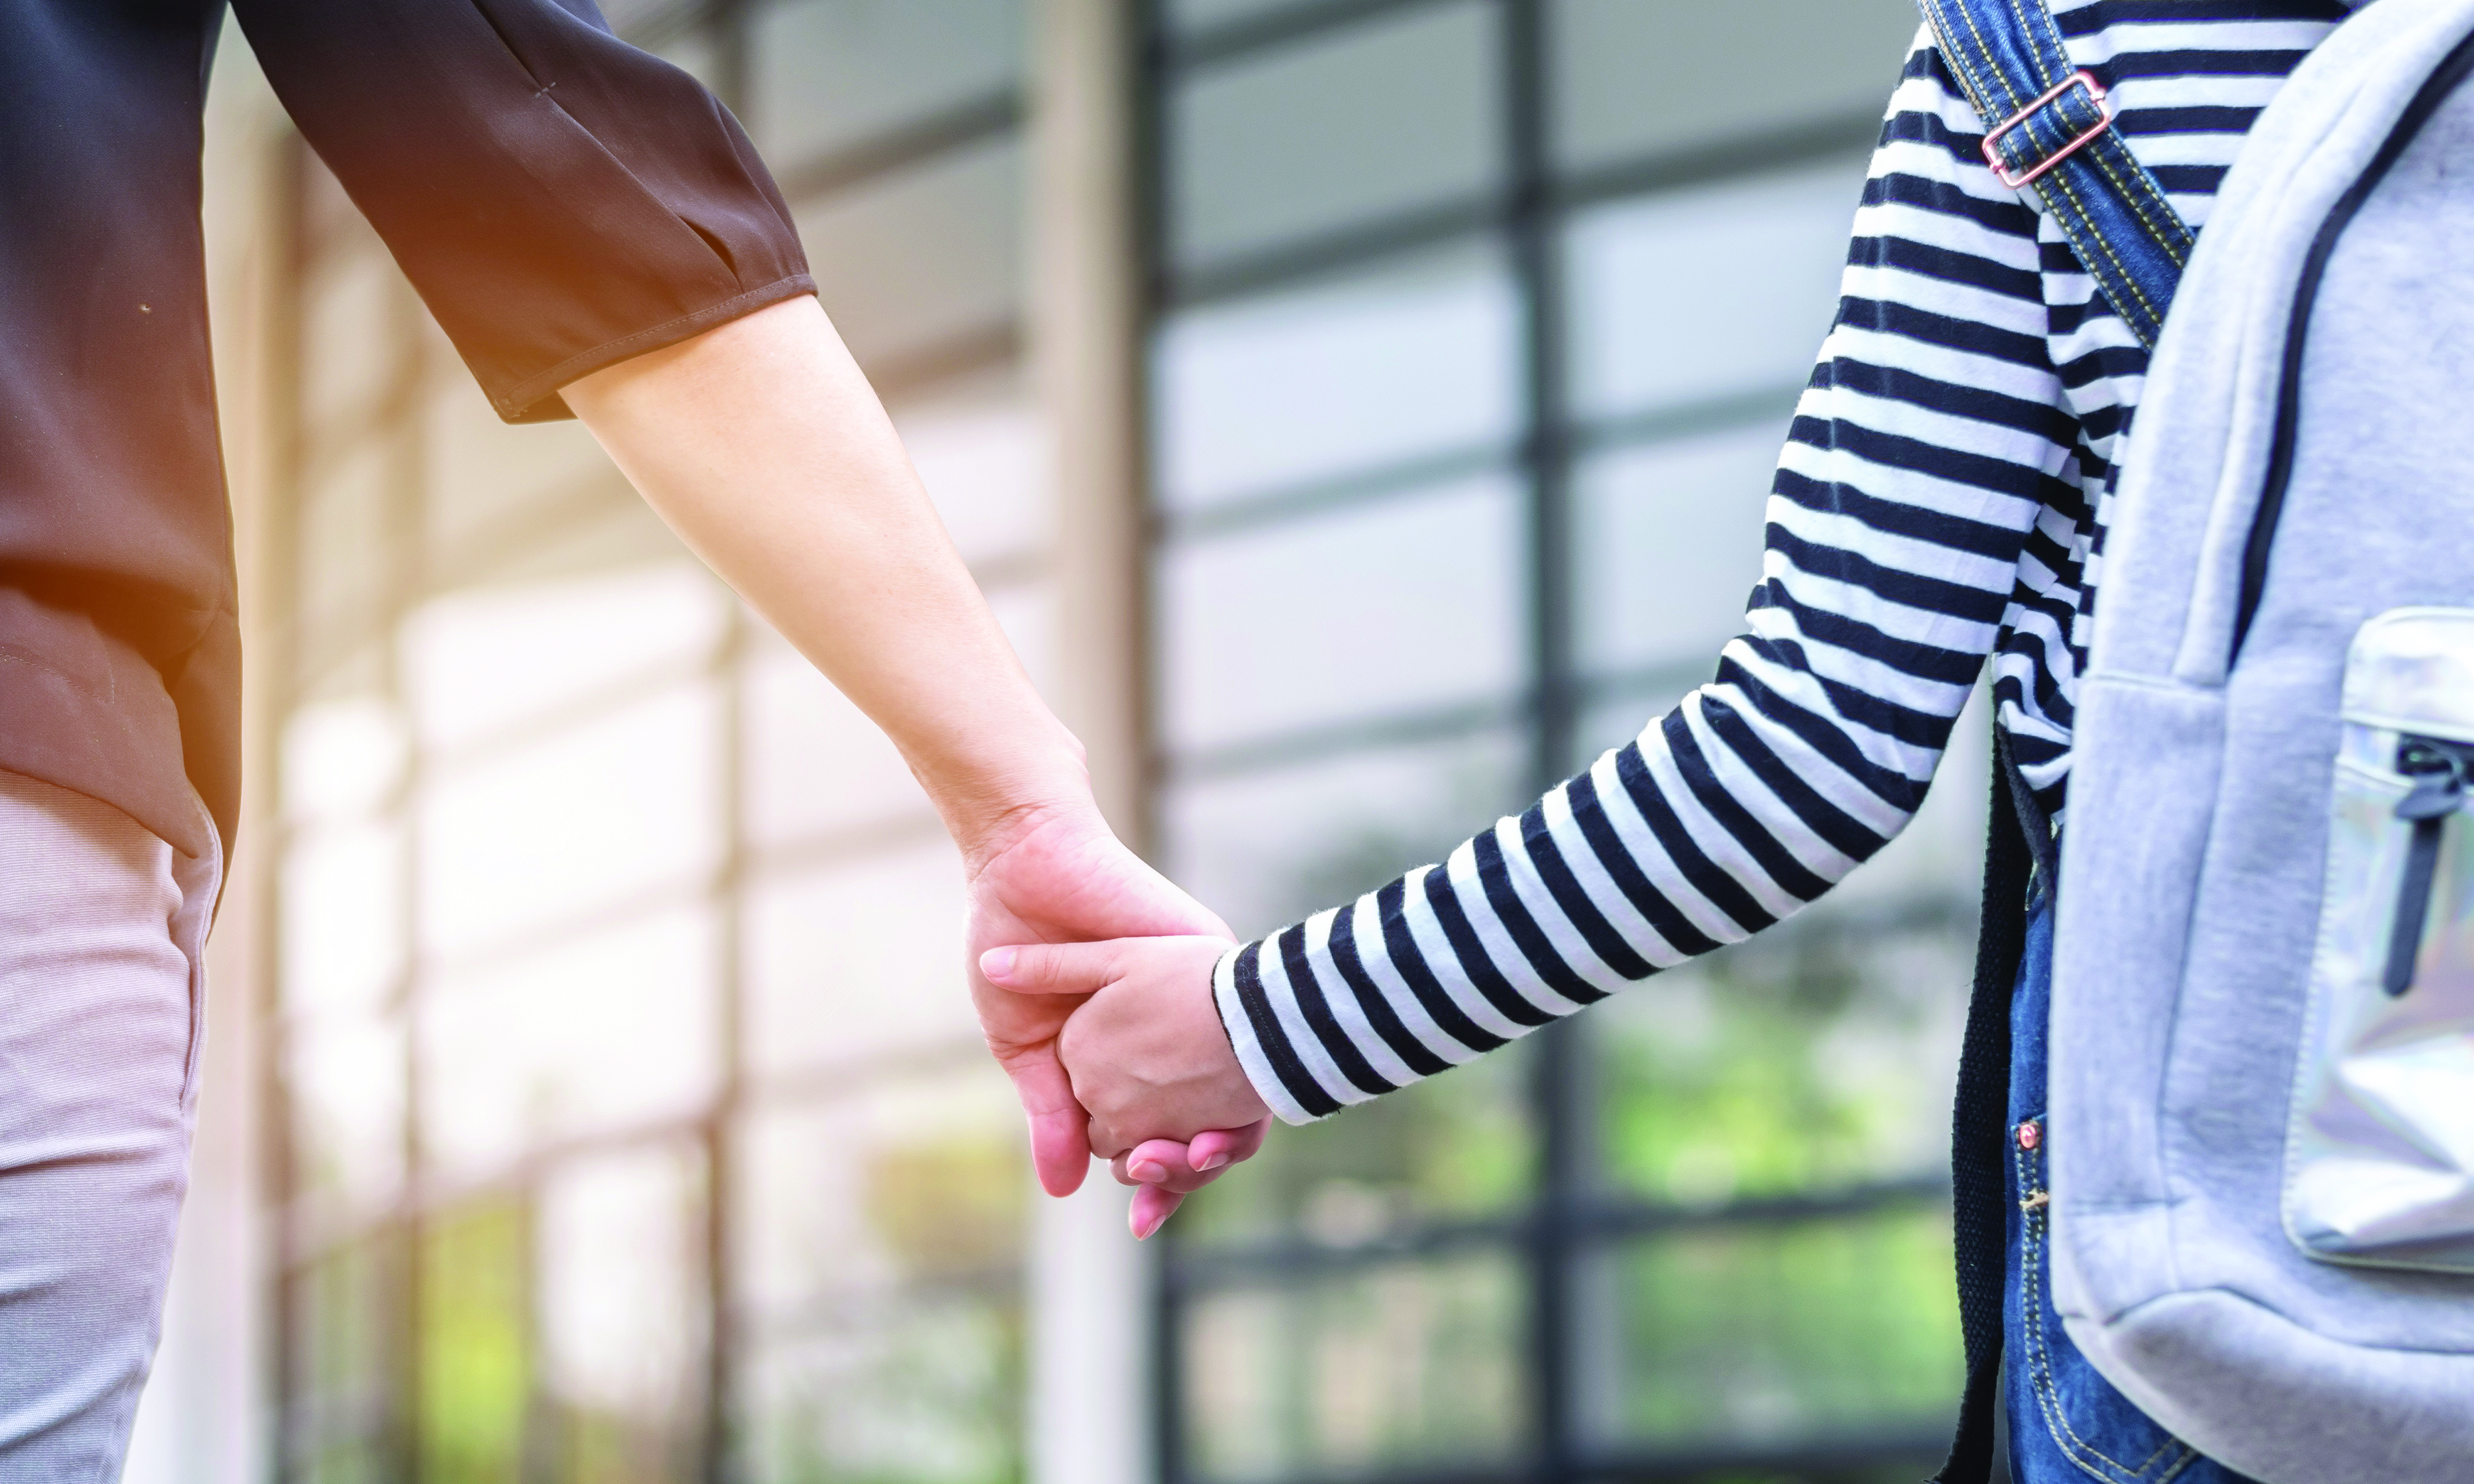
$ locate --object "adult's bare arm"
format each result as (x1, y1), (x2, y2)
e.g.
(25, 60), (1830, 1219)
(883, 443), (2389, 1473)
(561, 296), (1259, 1198)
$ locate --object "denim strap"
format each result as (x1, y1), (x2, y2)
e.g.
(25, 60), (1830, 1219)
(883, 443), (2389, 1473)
(1919, 0), (2193, 347)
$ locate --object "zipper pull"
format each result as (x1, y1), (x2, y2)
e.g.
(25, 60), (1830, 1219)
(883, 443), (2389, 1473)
(2385, 739), (2468, 996)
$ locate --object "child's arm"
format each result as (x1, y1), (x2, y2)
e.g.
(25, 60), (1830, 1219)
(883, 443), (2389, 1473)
(1008, 29), (2084, 1171)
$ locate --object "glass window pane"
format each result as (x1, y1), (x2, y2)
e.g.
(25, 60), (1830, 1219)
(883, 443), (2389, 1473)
(891, 367), (1050, 569)
(1574, 424), (1777, 681)
(420, 906), (720, 1181)
(737, 1074), (1027, 1484)
(796, 140), (1023, 372)
(749, 0), (1024, 169)
(736, 1071), (1024, 1317)
(282, 820), (404, 1018)
(647, 26), (721, 88)
(748, 1298), (1024, 1484)
(537, 1144), (707, 1482)
(1577, 1207), (1960, 1454)
(1170, 3), (1500, 268)
(1590, 911), (1968, 1206)
(1154, 244), (1519, 511)
(1176, 1048), (1534, 1252)
(288, 1239), (393, 1474)
(282, 697), (409, 827)
(1166, 0), (1318, 34)
(743, 840), (974, 1081)
(420, 1197), (531, 1483)
(1159, 476), (1527, 756)
(421, 374), (619, 563)
(402, 564), (727, 756)
(1179, 1252), (1525, 1482)
(1573, 676), (1698, 781)
(741, 628), (930, 852)
(1551, 0), (1917, 172)
(417, 682), (721, 959)
(1162, 727), (1525, 942)
(286, 1010), (407, 1224)
(295, 442), (393, 647)
(1565, 162), (1864, 422)
(985, 576), (1059, 700)
(300, 241), (402, 432)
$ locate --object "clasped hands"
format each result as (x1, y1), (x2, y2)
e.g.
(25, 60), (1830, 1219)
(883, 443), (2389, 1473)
(963, 800), (1274, 1238)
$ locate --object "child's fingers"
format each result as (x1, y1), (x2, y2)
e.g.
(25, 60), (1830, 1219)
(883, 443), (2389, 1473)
(977, 940), (1127, 995)
(1186, 1119), (1270, 1173)
(1113, 1138), (1194, 1189)
(1130, 1182), (1185, 1241)
(1108, 1122), (1269, 1194)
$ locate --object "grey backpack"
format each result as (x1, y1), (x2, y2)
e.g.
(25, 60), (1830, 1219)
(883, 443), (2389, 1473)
(2037, 1), (2474, 1478)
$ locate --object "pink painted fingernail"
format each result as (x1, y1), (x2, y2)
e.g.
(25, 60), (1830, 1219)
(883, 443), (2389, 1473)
(1195, 1150), (1230, 1172)
(981, 947), (1016, 980)
(1130, 1159), (1168, 1184)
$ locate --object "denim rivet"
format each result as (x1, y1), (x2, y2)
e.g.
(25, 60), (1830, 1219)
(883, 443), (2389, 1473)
(2019, 1120), (2043, 1150)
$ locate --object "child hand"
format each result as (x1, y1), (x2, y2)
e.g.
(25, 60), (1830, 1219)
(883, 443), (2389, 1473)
(1111, 1125), (1270, 1239)
(979, 934), (1274, 1183)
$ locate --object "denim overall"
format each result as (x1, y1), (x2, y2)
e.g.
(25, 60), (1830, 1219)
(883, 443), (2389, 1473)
(2002, 884), (2260, 1484)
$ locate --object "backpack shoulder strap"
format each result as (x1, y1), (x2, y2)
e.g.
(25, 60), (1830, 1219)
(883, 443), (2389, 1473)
(1919, 0), (2193, 346)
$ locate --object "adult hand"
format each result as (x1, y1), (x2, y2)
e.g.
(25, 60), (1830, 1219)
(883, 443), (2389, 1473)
(963, 801), (1262, 1201)
(980, 933), (1276, 1235)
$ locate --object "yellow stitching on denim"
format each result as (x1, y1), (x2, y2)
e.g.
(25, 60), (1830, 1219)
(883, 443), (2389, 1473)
(2045, 200), (2154, 335)
(2041, 162), (2165, 328)
(1920, 0), (2005, 149)
(1935, 0), (2161, 336)
(2018, 1142), (2120, 1482)
(2002, 0), (2069, 84)
(2086, 139), (2191, 266)
(1986, 0), (2188, 311)
(2131, 1431), (2179, 1474)
(2017, 1), (2190, 268)
(2018, 1132), (2155, 1482)
(1931, 0), (2027, 119)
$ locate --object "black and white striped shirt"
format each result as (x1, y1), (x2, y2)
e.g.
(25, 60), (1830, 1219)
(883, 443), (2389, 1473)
(1215, 0), (2351, 1124)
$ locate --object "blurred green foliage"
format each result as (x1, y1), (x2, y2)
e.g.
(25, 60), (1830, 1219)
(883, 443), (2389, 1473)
(1595, 906), (1970, 1205)
(1181, 1252), (1526, 1482)
(419, 1201), (529, 1484)
(866, 1133), (1030, 1282)
(1595, 1208), (1962, 1447)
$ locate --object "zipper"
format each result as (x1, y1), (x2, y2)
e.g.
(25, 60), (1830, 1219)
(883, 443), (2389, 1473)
(2227, 32), (2474, 665)
(2384, 734), (2473, 997)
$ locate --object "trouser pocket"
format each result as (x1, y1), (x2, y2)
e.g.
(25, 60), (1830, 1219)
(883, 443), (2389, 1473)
(2009, 1115), (2201, 1484)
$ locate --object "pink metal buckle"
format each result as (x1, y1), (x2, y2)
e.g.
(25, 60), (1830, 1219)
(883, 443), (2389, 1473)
(1981, 70), (2112, 189)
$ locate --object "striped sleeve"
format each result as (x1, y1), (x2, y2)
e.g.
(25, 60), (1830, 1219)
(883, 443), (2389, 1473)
(1218, 32), (2089, 1125)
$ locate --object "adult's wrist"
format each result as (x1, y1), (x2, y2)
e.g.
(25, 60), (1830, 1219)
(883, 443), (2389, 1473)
(925, 732), (1100, 872)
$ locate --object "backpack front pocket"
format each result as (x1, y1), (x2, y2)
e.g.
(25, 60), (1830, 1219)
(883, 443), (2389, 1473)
(2284, 609), (2474, 1273)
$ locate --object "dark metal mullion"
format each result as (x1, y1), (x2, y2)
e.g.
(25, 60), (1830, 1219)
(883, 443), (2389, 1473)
(1161, 1176), (1953, 1288)
(1167, 0), (1458, 71)
(773, 91), (1026, 201)
(1503, 2), (1583, 1482)
(1132, 4), (1199, 1482)
(1159, 111), (1876, 312)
